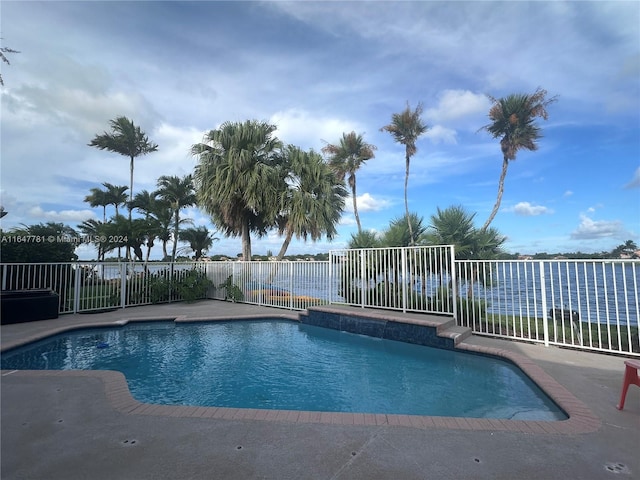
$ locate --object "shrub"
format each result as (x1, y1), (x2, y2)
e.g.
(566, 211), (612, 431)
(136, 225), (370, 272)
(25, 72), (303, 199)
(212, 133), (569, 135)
(218, 275), (244, 302)
(177, 269), (213, 302)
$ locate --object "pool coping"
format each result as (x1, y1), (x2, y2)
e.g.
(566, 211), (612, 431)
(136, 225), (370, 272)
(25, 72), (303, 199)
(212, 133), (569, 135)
(0, 313), (602, 435)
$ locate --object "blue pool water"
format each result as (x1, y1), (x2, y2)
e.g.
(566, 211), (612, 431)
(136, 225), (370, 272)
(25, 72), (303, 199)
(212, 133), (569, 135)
(0, 320), (566, 420)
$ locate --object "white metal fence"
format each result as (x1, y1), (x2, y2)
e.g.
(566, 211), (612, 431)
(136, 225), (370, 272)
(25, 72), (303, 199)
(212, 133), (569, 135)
(455, 259), (639, 356)
(205, 260), (332, 310)
(328, 245), (457, 316)
(1, 262), (211, 313)
(1, 250), (638, 356)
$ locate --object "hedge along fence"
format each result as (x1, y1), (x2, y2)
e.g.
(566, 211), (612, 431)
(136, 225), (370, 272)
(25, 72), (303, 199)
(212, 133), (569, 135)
(0, 262), (212, 313)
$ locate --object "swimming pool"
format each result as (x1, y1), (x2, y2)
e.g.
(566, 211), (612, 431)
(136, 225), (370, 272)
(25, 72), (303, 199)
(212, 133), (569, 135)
(0, 319), (566, 420)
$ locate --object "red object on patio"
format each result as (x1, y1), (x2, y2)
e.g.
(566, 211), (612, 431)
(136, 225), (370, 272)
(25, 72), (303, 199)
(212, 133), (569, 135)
(616, 360), (640, 410)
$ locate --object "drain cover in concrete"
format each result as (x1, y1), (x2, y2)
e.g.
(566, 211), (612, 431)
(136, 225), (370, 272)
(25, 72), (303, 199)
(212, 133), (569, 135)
(604, 463), (630, 475)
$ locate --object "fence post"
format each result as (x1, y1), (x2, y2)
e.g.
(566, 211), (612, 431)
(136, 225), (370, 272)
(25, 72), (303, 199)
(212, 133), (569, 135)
(359, 250), (366, 308)
(450, 246), (458, 322)
(539, 261), (549, 347)
(401, 247), (408, 313)
(73, 263), (81, 313)
(289, 261), (294, 310)
(328, 252), (333, 306)
(120, 263), (127, 309)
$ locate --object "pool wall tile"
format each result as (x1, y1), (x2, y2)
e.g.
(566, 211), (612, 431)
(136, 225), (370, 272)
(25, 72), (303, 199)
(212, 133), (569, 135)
(303, 308), (456, 351)
(302, 311), (340, 330)
(339, 315), (386, 338)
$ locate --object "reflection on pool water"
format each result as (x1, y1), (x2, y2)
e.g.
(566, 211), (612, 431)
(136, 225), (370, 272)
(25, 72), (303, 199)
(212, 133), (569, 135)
(0, 320), (567, 420)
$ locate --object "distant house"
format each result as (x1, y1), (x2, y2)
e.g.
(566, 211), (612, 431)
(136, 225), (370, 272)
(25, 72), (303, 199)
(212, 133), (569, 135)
(518, 255), (533, 261)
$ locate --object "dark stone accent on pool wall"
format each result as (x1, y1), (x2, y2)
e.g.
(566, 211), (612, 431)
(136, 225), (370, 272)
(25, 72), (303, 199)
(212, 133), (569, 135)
(301, 305), (470, 351)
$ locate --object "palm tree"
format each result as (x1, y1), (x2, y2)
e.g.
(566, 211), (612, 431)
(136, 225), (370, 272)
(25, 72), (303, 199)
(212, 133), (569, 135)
(480, 87), (557, 231)
(84, 187), (109, 222)
(426, 205), (477, 259)
(102, 215), (147, 262)
(275, 146), (347, 260)
(156, 174), (197, 262)
(129, 189), (163, 265)
(179, 226), (218, 260)
(88, 116), (158, 221)
(381, 102), (428, 246)
(427, 205), (505, 259)
(192, 120), (283, 261)
(99, 183), (128, 260)
(0, 44), (19, 86)
(321, 132), (376, 234)
(78, 219), (107, 262)
(129, 189), (157, 216)
(153, 201), (174, 261)
(348, 230), (380, 249)
(426, 205), (505, 299)
(101, 183), (128, 217)
(380, 213), (427, 247)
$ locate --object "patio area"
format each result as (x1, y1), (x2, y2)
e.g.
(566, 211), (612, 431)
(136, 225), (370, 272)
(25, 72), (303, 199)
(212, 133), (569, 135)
(2, 300), (638, 479)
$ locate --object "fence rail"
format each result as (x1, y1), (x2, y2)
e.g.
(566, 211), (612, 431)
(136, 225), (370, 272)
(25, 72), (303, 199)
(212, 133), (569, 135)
(1, 250), (638, 356)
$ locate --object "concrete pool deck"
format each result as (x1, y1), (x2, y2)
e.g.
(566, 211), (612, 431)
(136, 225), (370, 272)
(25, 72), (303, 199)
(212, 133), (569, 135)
(1, 300), (639, 479)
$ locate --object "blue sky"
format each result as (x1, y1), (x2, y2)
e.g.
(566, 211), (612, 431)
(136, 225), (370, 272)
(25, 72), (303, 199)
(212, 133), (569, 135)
(1, 1), (639, 259)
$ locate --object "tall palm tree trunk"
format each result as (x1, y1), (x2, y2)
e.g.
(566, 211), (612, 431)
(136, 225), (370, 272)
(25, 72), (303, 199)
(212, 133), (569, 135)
(113, 205), (122, 261)
(276, 230), (294, 261)
(482, 156), (509, 231)
(351, 184), (362, 234)
(171, 212), (179, 262)
(127, 156), (134, 261)
(404, 153), (414, 245)
(241, 220), (251, 261)
(129, 157), (135, 220)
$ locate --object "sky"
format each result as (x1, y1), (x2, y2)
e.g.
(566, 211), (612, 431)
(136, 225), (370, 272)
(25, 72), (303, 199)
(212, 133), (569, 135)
(1, 1), (639, 260)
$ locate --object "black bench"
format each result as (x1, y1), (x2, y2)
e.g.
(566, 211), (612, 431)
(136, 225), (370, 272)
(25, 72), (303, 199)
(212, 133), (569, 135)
(1, 289), (60, 324)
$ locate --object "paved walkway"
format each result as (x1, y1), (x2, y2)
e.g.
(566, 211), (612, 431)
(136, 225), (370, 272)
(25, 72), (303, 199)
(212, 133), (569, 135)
(2, 300), (639, 479)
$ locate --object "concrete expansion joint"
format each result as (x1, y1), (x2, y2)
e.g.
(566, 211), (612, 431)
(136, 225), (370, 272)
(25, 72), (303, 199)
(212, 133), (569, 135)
(328, 433), (380, 480)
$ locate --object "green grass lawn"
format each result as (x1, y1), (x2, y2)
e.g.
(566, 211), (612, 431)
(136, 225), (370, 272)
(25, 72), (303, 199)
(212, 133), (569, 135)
(65, 284), (121, 311)
(467, 312), (639, 353)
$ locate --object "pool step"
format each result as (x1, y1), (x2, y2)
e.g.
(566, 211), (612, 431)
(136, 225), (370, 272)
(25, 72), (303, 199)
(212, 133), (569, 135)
(300, 305), (472, 350)
(438, 325), (473, 345)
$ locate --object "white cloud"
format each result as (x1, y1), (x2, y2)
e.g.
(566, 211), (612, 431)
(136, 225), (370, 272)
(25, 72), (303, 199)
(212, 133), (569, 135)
(356, 193), (391, 212)
(425, 125), (458, 145)
(339, 216), (357, 227)
(509, 202), (553, 216)
(27, 206), (96, 223)
(624, 167), (640, 189)
(424, 90), (490, 123)
(563, 190), (574, 197)
(586, 203), (604, 214)
(570, 214), (624, 240)
(135, 123), (203, 181)
(270, 109), (360, 151)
